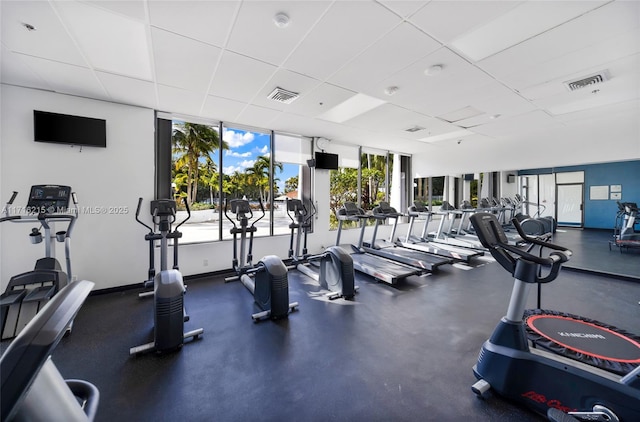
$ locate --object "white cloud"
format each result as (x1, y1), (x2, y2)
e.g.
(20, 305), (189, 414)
(225, 150), (252, 158)
(239, 159), (256, 168)
(258, 145), (269, 154)
(223, 165), (242, 174)
(223, 129), (255, 148)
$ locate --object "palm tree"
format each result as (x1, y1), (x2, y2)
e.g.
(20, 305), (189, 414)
(172, 122), (227, 205)
(245, 155), (282, 204)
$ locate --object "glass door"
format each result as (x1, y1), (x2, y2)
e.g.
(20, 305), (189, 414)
(556, 184), (583, 227)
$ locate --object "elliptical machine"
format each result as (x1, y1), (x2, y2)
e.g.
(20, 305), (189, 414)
(224, 198), (298, 322)
(469, 213), (639, 421)
(286, 198), (357, 300)
(0, 185), (78, 340)
(130, 198), (203, 356)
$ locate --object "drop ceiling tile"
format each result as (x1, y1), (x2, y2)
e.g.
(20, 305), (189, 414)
(96, 71), (157, 109)
(235, 105), (282, 129)
(83, 0), (147, 21)
(378, 1), (429, 18)
(289, 82), (355, 118)
(209, 51), (277, 103)
(344, 103), (452, 138)
(470, 110), (560, 138)
(201, 95), (246, 123)
(410, 0), (520, 44)
(329, 22), (441, 93)
(18, 55), (109, 100)
(151, 27), (221, 92)
(450, 1), (607, 61)
(284, 1), (402, 80)
(1, 0), (87, 66)
(479, 0), (640, 84)
(377, 47), (498, 117)
(149, 0), (239, 47)
(227, 0), (331, 66)
(0, 47), (52, 91)
(157, 84), (207, 117)
(55, 0), (152, 80)
(252, 69), (322, 111)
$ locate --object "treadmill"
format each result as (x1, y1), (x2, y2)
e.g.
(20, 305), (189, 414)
(362, 202), (453, 272)
(336, 202), (419, 285)
(397, 200), (483, 264)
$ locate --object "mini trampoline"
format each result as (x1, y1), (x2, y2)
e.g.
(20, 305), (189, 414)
(524, 309), (640, 376)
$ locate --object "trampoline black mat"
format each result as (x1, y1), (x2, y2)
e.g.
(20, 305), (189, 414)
(524, 309), (640, 376)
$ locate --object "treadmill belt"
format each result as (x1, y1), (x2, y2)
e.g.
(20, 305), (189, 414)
(524, 309), (640, 376)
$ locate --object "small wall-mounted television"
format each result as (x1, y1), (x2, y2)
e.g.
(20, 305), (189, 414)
(34, 110), (106, 148)
(314, 152), (339, 170)
(463, 174), (475, 181)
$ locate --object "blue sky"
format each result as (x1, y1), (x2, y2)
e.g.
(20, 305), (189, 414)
(221, 127), (299, 194)
(173, 121), (298, 193)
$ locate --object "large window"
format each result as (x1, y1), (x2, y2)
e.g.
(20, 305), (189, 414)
(163, 116), (312, 243)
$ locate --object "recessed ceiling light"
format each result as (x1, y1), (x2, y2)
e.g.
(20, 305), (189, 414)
(424, 64), (443, 76)
(384, 86), (399, 96)
(22, 22), (37, 31)
(274, 12), (291, 28)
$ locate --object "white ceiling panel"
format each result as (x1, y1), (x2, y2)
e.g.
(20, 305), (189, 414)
(378, 47), (498, 117)
(410, 0), (521, 44)
(377, 1), (428, 19)
(82, 0), (147, 21)
(18, 55), (108, 100)
(226, 1), (331, 66)
(284, 1), (402, 80)
(1, 0), (639, 172)
(252, 69), (322, 111)
(450, 1), (607, 61)
(344, 103), (450, 138)
(0, 48), (52, 91)
(235, 104), (282, 130)
(208, 51), (277, 103)
(479, 0), (640, 83)
(151, 27), (221, 92)
(519, 53), (639, 104)
(157, 84), (207, 117)
(96, 71), (157, 109)
(1, 0), (87, 66)
(329, 22), (441, 94)
(55, 1), (152, 80)
(201, 95), (246, 123)
(149, 0), (239, 48)
(470, 110), (561, 138)
(496, 27), (640, 94)
(289, 83), (355, 118)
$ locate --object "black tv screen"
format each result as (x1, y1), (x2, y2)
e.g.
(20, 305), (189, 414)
(34, 110), (106, 148)
(315, 152), (339, 170)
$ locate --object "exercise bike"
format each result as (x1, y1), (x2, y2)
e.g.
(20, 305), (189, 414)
(469, 212), (640, 421)
(286, 198), (357, 300)
(224, 198), (298, 322)
(130, 198), (203, 356)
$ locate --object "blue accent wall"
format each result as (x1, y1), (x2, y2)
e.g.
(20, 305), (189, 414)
(520, 160), (640, 229)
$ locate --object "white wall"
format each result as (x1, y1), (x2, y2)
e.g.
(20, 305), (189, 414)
(0, 86), (369, 291)
(1, 85), (155, 291)
(0, 86), (425, 292)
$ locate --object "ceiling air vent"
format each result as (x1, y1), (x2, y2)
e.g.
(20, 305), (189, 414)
(564, 70), (610, 92)
(267, 87), (299, 104)
(405, 126), (425, 133)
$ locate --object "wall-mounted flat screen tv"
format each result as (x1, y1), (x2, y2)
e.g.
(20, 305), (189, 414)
(34, 110), (106, 148)
(315, 152), (339, 170)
